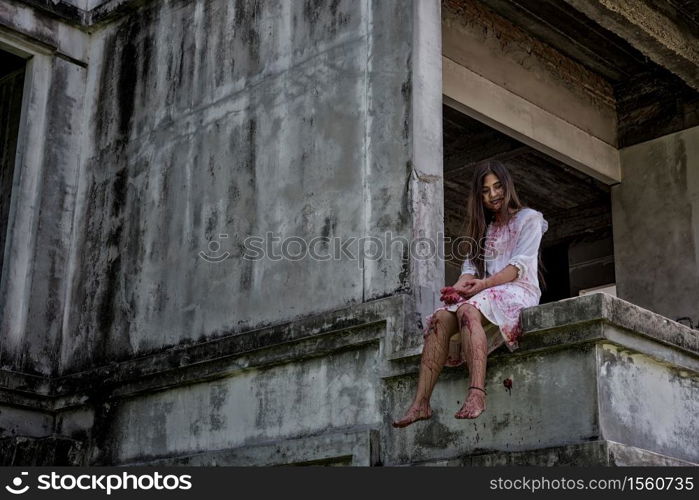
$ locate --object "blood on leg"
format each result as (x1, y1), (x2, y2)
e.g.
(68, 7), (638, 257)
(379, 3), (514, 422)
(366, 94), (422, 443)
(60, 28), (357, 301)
(454, 304), (489, 419)
(392, 309), (459, 428)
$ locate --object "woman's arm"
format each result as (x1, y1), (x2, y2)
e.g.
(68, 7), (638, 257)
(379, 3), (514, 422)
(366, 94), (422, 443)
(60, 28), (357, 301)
(454, 272), (476, 287)
(460, 211), (547, 297)
(507, 211), (547, 281)
(459, 265), (518, 297)
(452, 254), (478, 287)
(482, 265), (518, 288)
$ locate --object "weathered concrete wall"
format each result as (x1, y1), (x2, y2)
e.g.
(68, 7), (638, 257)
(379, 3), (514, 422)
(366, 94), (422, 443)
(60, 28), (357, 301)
(3, 285), (698, 464)
(597, 343), (698, 464)
(2, 0), (696, 467)
(45, 293), (699, 466)
(0, 406), (53, 438)
(612, 126), (699, 323)
(0, 0), (438, 375)
(51, 0), (434, 373)
(386, 294), (699, 465)
(386, 342), (600, 463)
(97, 344), (382, 464)
(0, 1), (88, 376)
(0, 0), (445, 465)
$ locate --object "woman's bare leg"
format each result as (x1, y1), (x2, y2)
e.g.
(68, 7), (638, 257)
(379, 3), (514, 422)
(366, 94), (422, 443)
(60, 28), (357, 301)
(413, 311), (459, 405)
(392, 310), (458, 428)
(454, 304), (488, 419)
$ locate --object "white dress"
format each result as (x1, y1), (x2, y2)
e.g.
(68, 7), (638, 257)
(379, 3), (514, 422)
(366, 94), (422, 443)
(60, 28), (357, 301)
(423, 207), (548, 367)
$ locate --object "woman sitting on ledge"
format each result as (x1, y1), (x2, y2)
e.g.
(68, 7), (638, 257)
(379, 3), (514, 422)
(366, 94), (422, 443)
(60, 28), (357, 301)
(393, 161), (548, 427)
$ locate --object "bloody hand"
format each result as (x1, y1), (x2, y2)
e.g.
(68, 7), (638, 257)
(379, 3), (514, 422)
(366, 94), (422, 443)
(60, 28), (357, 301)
(440, 286), (465, 305)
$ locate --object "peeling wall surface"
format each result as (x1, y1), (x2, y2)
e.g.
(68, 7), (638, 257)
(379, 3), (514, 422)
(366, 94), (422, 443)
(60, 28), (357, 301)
(0, 0), (430, 375)
(613, 126), (699, 323)
(103, 347), (380, 464)
(598, 343), (699, 464)
(66, 0), (381, 371)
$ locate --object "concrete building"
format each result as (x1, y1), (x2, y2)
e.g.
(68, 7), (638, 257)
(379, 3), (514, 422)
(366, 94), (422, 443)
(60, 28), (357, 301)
(0, 0), (697, 465)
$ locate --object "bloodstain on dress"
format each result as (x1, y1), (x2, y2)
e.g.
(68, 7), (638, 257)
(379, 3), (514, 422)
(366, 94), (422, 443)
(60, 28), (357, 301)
(424, 208), (549, 367)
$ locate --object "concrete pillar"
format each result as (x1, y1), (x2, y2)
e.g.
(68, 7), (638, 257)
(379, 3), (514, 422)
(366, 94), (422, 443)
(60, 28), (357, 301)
(612, 126), (699, 323)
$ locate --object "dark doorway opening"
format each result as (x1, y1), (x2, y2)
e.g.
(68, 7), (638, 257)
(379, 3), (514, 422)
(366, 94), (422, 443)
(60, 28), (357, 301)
(0, 49), (27, 280)
(442, 104), (615, 303)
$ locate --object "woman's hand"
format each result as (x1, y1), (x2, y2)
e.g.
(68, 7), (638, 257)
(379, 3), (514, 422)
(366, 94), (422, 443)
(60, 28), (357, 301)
(440, 281), (482, 304)
(462, 278), (488, 296)
(439, 275), (490, 305)
(440, 286), (463, 305)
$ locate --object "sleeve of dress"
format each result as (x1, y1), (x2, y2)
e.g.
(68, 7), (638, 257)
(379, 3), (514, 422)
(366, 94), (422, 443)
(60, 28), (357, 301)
(508, 211), (548, 280)
(460, 257), (478, 277)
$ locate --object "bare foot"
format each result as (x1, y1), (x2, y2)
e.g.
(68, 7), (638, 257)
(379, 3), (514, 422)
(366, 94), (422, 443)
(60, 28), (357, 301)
(392, 402), (433, 428)
(454, 388), (486, 419)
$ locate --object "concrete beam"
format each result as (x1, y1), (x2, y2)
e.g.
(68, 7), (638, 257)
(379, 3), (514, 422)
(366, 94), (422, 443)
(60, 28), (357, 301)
(443, 57), (621, 184)
(442, 1), (617, 147)
(561, 0), (699, 90)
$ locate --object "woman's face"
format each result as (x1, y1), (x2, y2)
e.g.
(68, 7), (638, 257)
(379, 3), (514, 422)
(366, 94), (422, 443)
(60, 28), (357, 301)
(481, 173), (505, 213)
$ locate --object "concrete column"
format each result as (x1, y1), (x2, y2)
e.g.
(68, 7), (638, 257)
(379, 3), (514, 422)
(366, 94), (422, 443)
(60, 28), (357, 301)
(612, 126), (699, 323)
(408, 0), (445, 328)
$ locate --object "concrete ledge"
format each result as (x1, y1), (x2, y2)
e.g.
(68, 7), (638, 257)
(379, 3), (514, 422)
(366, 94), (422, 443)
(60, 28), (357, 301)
(384, 341), (602, 465)
(418, 440), (698, 466)
(0, 294), (412, 410)
(605, 441), (698, 467)
(3, 294), (694, 405)
(383, 294), (698, 466)
(0, 0), (90, 64)
(386, 294), (699, 379)
(0, 388), (53, 412)
(523, 294), (698, 352)
(123, 427), (381, 466)
(0, 369), (51, 398)
(2, 293), (696, 465)
(522, 294), (699, 373)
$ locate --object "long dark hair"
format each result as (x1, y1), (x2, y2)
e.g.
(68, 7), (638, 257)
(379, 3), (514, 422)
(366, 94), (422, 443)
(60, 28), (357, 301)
(464, 161), (545, 288)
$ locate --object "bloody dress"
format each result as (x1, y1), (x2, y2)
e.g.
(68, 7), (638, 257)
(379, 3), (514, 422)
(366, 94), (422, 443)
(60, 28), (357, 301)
(424, 207), (548, 367)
